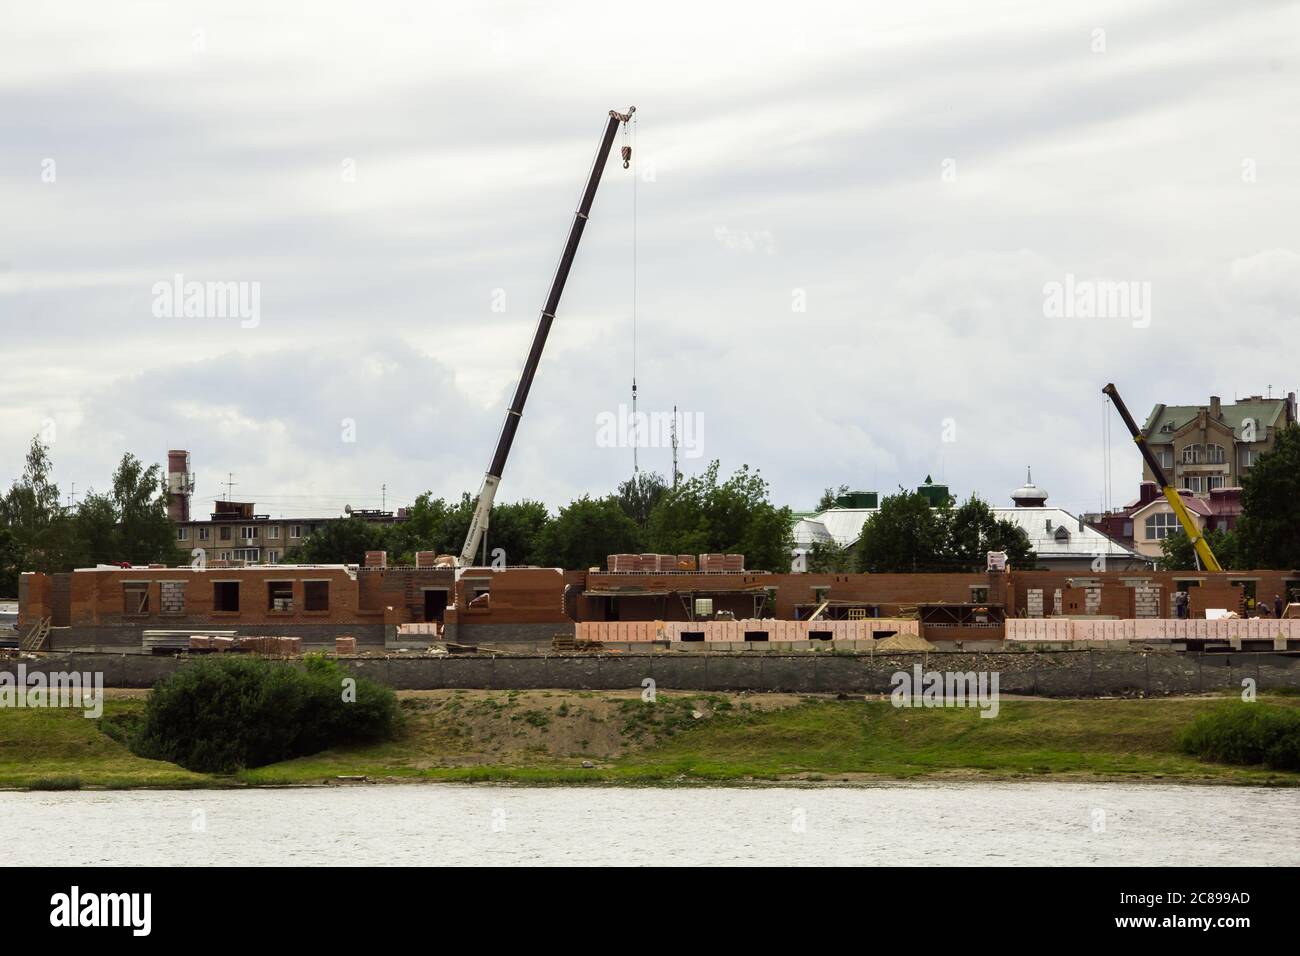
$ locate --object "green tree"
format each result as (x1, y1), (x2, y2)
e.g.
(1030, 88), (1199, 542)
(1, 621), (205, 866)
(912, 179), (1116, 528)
(481, 499), (550, 566)
(947, 495), (1036, 571)
(0, 524), (20, 598)
(644, 461), (793, 571)
(804, 539), (854, 572)
(534, 495), (642, 570)
(816, 484), (850, 512)
(109, 453), (180, 565)
(287, 516), (385, 564)
(1158, 527), (1240, 571)
(71, 491), (121, 565)
(854, 489), (951, 572)
(1236, 423), (1300, 568)
(0, 436), (76, 580)
(617, 472), (668, 527)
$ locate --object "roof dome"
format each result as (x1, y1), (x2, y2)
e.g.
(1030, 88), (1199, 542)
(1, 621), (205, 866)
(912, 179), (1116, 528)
(1011, 467), (1048, 506)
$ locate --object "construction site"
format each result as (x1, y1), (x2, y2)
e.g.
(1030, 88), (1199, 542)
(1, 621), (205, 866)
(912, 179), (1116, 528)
(8, 106), (1300, 674)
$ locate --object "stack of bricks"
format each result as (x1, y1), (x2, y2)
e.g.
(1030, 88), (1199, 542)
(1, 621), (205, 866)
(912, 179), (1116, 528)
(237, 636), (303, 656)
(676, 554), (696, 571)
(364, 551), (387, 569)
(723, 554), (745, 572)
(1135, 586), (1161, 618)
(335, 636), (357, 655)
(1084, 588), (1101, 615)
(415, 551), (436, 569)
(608, 554), (640, 572)
(1053, 589), (1063, 616)
(160, 581), (185, 614)
(699, 553), (726, 572)
(1026, 588), (1044, 618)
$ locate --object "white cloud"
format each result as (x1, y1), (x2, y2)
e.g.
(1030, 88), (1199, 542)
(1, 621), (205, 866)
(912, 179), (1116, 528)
(2, 0), (1298, 519)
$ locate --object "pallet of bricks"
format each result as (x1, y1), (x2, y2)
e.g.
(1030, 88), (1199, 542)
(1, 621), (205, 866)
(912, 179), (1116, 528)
(237, 636), (303, 657)
(698, 553), (744, 572)
(607, 553), (697, 572)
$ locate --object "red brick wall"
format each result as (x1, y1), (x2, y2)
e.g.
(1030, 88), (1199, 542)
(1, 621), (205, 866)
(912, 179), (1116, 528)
(57, 567), (365, 628)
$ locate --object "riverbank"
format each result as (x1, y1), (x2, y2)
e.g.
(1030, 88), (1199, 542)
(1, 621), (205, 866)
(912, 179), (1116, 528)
(2, 690), (1298, 790)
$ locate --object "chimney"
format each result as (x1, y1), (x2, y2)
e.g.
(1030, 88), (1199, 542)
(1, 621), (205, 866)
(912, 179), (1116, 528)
(1138, 480), (1159, 505)
(166, 450), (193, 522)
(1210, 395), (1222, 420)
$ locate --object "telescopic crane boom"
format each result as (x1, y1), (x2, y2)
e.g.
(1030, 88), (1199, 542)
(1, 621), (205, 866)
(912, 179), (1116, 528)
(1102, 382), (1222, 572)
(459, 107), (636, 567)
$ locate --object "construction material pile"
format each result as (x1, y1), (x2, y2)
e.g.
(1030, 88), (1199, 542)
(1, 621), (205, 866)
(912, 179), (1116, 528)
(188, 635), (303, 656)
(606, 553), (745, 572)
(874, 632), (937, 652)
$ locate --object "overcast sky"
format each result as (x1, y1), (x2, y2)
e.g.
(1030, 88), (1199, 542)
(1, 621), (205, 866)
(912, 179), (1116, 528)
(2, 0), (1298, 520)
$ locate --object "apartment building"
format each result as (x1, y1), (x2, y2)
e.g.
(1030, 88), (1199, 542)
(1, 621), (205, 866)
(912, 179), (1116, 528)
(173, 500), (404, 564)
(1140, 393), (1297, 496)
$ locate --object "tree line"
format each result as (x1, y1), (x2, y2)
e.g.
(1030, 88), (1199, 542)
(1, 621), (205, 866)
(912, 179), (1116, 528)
(0, 438), (181, 596)
(805, 490), (1038, 573)
(287, 461), (795, 571)
(4, 422), (1295, 593)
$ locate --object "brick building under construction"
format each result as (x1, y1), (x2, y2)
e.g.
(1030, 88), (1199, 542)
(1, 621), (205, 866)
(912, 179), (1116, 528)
(17, 552), (1300, 653)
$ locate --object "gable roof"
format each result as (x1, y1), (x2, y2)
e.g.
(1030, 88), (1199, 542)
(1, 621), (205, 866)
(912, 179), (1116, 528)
(1130, 494), (1213, 520)
(1143, 399), (1288, 442)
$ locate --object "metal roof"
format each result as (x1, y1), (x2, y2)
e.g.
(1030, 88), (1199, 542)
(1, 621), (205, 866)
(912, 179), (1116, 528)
(810, 505), (1140, 560)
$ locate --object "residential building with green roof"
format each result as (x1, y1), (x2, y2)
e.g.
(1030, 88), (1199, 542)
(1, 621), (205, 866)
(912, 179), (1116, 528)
(1140, 392), (1297, 496)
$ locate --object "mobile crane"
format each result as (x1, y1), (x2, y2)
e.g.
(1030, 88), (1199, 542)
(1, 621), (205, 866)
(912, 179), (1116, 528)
(1102, 382), (1223, 572)
(458, 107), (637, 567)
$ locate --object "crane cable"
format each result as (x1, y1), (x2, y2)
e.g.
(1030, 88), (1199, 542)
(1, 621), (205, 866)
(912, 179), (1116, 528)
(1102, 394), (1112, 514)
(628, 114), (639, 474)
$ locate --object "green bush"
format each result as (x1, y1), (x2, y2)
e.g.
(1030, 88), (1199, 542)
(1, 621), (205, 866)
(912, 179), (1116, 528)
(131, 655), (401, 773)
(1178, 703), (1300, 770)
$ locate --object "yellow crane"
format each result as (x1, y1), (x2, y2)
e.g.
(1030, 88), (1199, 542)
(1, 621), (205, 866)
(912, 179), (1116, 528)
(1103, 383), (1222, 572)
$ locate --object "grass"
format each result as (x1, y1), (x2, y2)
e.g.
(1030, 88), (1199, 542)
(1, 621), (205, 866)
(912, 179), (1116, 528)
(3, 690), (1300, 790)
(0, 698), (211, 789)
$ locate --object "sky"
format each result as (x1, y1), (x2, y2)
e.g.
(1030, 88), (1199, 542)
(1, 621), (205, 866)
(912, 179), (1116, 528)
(2, 0), (1298, 520)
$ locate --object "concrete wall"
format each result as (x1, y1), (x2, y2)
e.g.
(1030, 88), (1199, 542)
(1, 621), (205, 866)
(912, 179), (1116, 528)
(10, 650), (1298, 697)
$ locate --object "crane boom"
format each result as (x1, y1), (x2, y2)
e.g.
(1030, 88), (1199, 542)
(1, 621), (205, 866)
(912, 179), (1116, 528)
(459, 107), (636, 567)
(1102, 382), (1223, 572)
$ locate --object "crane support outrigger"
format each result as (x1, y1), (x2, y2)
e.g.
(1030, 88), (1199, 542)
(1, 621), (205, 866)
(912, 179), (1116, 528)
(459, 106), (636, 567)
(1102, 382), (1223, 572)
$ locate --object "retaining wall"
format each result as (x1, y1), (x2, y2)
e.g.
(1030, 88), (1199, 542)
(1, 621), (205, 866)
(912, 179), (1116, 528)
(5, 650), (1297, 697)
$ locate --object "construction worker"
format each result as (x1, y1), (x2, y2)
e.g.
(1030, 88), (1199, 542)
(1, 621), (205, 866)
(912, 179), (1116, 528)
(1275, 594), (1284, 619)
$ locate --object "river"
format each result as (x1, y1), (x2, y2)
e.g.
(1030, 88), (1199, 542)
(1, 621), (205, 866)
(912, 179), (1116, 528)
(1, 782), (1295, 866)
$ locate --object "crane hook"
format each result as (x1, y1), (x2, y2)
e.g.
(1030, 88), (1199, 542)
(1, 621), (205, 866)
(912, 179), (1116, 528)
(620, 144), (632, 169)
